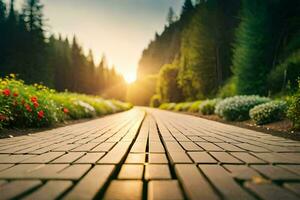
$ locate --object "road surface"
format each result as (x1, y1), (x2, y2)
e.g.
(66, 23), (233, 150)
(0, 108), (300, 200)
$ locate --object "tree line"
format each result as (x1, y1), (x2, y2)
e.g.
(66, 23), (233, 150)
(136, 0), (300, 105)
(0, 0), (126, 100)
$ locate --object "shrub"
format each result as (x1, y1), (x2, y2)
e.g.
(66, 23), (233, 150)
(250, 101), (287, 125)
(159, 103), (176, 110)
(150, 95), (161, 108)
(188, 101), (202, 112)
(0, 75), (131, 130)
(215, 95), (270, 121)
(199, 99), (221, 115)
(287, 81), (300, 130)
(218, 78), (237, 98)
(174, 102), (192, 112)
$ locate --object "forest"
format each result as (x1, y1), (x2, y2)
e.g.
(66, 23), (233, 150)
(1, 0), (300, 106)
(132, 0), (300, 106)
(0, 0), (127, 100)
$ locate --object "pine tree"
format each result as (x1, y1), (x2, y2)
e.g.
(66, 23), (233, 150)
(232, 0), (277, 95)
(0, 0), (5, 23)
(181, 0), (194, 16)
(167, 7), (175, 25)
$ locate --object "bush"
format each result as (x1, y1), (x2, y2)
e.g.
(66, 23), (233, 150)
(250, 101), (287, 125)
(159, 103), (177, 110)
(174, 102), (192, 112)
(218, 78), (237, 98)
(199, 99), (221, 115)
(287, 81), (300, 130)
(0, 75), (131, 130)
(188, 101), (202, 112)
(150, 95), (161, 108)
(215, 95), (270, 121)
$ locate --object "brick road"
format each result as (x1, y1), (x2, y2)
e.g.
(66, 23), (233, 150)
(0, 108), (300, 200)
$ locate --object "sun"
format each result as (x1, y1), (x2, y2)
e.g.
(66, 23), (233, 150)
(124, 73), (137, 84)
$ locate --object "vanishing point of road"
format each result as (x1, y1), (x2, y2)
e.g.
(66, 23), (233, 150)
(0, 108), (300, 200)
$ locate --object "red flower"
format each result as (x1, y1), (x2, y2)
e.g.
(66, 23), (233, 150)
(33, 102), (39, 108)
(25, 104), (32, 112)
(31, 96), (38, 103)
(63, 108), (69, 114)
(2, 89), (10, 97)
(38, 110), (44, 119)
(13, 92), (18, 97)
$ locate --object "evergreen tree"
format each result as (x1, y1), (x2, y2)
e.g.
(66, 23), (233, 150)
(181, 0), (194, 16)
(178, 0), (240, 99)
(0, 0), (5, 23)
(167, 7), (175, 25)
(232, 0), (280, 95)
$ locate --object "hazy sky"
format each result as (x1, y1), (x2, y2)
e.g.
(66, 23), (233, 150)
(12, 0), (184, 82)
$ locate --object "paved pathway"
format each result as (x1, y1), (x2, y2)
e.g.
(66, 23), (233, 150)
(0, 108), (300, 200)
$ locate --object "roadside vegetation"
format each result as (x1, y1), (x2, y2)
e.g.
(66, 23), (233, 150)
(0, 75), (132, 131)
(142, 0), (299, 132)
(158, 82), (300, 130)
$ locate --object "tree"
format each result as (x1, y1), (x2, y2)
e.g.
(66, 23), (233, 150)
(232, 0), (285, 95)
(178, 0), (240, 99)
(157, 64), (183, 102)
(0, 0), (5, 23)
(181, 0), (194, 16)
(167, 7), (175, 25)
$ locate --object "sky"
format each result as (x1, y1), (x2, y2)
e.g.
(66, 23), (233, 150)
(11, 0), (184, 83)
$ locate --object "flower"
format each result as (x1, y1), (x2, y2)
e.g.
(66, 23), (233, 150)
(38, 110), (44, 119)
(62, 108), (69, 114)
(33, 102), (39, 108)
(2, 89), (10, 96)
(31, 96), (38, 103)
(13, 92), (18, 97)
(25, 104), (32, 112)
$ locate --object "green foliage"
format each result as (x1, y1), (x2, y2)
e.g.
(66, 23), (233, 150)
(268, 50), (300, 94)
(187, 101), (202, 112)
(232, 0), (274, 95)
(178, 0), (240, 99)
(157, 64), (183, 103)
(250, 101), (287, 125)
(231, 0), (300, 96)
(159, 103), (176, 110)
(137, 18), (185, 79)
(150, 95), (161, 108)
(0, 76), (131, 130)
(199, 99), (221, 115)
(215, 95), (270, 121)
(0, 0), (127, 100)
(287, 81), (300, 130)
(218, 78), (237, 98)
(175, 102), (193, 111)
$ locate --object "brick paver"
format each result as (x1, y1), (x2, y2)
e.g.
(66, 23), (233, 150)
(0, 108), (300, 199)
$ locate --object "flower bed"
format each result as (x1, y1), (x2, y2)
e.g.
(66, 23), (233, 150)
(0, 75), (132, 130)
